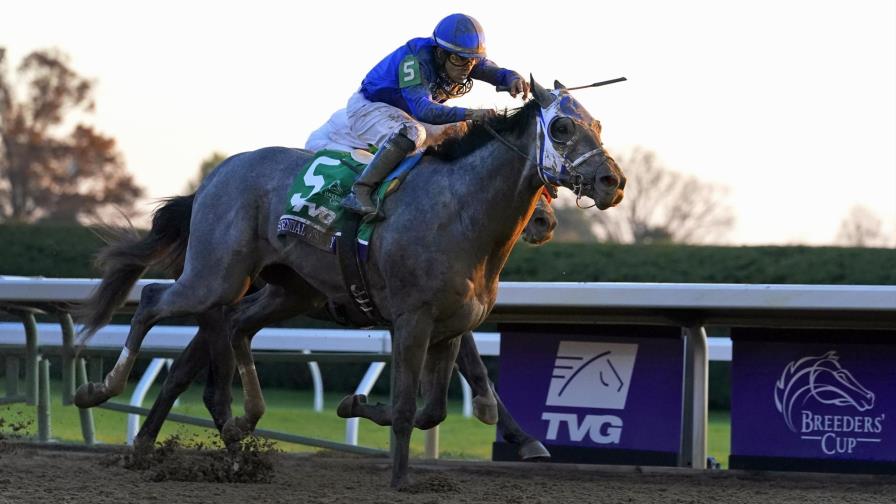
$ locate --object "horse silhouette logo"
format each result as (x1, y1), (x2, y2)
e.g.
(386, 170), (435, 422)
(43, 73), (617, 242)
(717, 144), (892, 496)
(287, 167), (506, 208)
(774, 351), (875, 432)
(546, 341), (638, 409)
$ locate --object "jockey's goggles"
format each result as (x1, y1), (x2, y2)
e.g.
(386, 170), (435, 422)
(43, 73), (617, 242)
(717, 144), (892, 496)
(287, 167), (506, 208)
(446, 53), (478, 68)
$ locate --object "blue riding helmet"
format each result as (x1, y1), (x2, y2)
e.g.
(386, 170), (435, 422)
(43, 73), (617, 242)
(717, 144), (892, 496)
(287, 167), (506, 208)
(432, 13), (487, 59)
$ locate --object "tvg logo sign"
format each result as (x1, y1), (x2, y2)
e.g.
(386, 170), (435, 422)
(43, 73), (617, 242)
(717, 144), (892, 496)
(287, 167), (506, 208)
(541, 413), (623, 444)
(539, 341), (638, 446)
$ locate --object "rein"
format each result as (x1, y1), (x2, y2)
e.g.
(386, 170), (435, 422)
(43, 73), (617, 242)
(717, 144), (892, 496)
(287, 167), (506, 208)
(481, 117), (598, 207)
(481, 120), (531, 161)
(481, 120), (558, 198)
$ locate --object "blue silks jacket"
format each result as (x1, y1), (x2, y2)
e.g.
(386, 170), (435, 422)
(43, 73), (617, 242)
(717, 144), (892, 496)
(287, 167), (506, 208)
(360, 37), (520, 125)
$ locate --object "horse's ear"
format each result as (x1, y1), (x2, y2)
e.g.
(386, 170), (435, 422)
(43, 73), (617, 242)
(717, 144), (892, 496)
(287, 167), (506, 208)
(530, 74), (555, 108)
(553, 79), (567, 90)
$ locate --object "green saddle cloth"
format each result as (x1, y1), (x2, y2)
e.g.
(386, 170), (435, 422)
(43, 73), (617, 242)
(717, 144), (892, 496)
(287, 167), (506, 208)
(277, 149), (392, 252)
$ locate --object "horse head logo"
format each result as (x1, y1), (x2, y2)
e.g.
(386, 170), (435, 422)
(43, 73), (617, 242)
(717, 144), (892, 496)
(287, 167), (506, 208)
(774, 351), (875, 432)
(546, 341), (638, 410)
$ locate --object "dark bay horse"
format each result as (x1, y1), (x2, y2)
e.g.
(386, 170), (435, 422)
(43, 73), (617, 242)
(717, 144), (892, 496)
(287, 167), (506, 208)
(127, 191), (557, 459)
(75, 77), (623, 487)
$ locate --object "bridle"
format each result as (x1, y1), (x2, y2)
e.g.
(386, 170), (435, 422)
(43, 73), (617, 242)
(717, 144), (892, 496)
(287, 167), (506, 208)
(481, 93), (606, 208)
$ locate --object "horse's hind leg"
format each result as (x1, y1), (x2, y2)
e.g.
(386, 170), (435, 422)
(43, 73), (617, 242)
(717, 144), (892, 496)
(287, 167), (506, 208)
(133, 327), (211, 453)
(454, 332), (550, 460)
(222, 283), (323, 446)
(199, 307), (235, 433)
(75, 263), (252, 408)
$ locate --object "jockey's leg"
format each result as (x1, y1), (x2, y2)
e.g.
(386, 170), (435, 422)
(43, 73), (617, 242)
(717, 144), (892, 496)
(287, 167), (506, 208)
(341, 128), (416, 216)
(341, 92), (426, 217)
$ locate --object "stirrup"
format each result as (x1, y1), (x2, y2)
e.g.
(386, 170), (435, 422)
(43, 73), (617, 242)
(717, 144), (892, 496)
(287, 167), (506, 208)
(341, 193), (376, 216)
(361, 201), (385, 224)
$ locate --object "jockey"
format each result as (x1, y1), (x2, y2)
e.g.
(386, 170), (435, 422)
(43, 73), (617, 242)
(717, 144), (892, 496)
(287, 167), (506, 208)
(333, 13), (531, 216)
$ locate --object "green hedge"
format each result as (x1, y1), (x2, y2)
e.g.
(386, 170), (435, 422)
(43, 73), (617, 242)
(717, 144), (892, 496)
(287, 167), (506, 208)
(503, 241), (896, 284)
(2, 224), (893, 406)
(0, 224), (106, 277)
(2, 224), (894, 284)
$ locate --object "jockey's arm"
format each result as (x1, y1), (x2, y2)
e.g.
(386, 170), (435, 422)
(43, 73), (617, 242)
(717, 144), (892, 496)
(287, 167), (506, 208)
(471, 59), (524, 89)
(400, 85), (468, 125)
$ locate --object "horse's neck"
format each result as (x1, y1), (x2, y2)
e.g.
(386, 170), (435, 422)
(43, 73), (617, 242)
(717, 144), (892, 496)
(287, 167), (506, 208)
(452, 128), (543, 275)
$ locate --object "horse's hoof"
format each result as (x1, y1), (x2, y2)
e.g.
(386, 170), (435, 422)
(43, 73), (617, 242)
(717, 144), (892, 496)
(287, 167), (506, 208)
(73, 382), (111, 409)
(391, 473), (412, 491)
(132, 435), (154, 453)
(132, 437), (155, 461)
(472, 396), (498, 425)
(336, 394), (366, 418)
(519, 439), (551, 461)
(221, 416), (251, 447)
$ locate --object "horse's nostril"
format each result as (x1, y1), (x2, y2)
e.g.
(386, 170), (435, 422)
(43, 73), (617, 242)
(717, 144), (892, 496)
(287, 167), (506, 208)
(619, 175), (627, 190)
(534, 217), (547, 228)
(600, 175), (619, 188)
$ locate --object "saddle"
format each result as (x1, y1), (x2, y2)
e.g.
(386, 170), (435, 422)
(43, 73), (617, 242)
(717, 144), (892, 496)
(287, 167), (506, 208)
(277, 149), (421, 253)
(277, 148), (422, 326)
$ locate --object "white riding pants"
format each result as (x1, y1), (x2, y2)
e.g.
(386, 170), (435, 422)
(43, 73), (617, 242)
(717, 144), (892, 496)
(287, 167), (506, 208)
(304, 91), (467, 153)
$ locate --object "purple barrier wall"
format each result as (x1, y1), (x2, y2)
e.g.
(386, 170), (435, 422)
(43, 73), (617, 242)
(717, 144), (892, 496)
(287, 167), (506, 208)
(494, 324), (684, 465)
(731, 328), (896, 474)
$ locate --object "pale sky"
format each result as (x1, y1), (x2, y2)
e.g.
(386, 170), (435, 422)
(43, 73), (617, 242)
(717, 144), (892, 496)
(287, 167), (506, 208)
(3, 0), (894, 245)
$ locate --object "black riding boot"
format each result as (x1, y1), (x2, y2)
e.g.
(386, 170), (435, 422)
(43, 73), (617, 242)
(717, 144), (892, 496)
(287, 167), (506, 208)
(341, 129), (416, 216)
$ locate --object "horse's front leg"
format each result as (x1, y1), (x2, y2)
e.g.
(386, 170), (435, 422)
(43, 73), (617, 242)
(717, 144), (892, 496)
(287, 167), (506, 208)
(336, 394), (393, 426)
(414, 335), (461, 430)
(388, 310), (431, 489)
(336, 335), (461, 429)
(455, 332), (550, 460)
(454, 331), (498, 425)
(489, 382), (551, 460)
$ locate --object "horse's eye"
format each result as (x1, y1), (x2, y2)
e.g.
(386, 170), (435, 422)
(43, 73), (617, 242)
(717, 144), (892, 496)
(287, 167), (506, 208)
(549, 117), (575, 144)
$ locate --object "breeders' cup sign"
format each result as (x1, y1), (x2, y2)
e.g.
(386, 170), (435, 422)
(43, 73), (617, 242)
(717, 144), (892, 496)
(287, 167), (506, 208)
(495, 325), (683, 464)
(732, 329), (895, 470)
(775, 351), (882, 455)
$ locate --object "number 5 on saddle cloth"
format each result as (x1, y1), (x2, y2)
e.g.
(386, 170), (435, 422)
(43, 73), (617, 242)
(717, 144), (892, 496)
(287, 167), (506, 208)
(277, 148), (423, 260)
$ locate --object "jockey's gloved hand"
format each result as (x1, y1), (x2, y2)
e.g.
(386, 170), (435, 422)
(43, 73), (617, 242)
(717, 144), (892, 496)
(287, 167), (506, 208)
(508, 78), (531, 100)
(465, 108), (497, 124)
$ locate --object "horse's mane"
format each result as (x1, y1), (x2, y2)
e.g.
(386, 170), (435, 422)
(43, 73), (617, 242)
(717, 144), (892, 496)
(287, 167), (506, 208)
(425, 100), (540, 161)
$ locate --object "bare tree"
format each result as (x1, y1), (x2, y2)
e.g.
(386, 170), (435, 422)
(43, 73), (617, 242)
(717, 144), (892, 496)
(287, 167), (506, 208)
(0, 47), (142, 222)
(835, 205), (890, 247)
(583, 147), (735, 244)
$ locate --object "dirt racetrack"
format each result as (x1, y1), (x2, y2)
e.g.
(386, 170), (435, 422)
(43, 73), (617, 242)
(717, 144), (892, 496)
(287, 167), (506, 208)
(1, 441), (895, 504)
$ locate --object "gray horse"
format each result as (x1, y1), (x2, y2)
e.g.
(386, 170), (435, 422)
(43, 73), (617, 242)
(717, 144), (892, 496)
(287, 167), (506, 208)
(125, 191), (556, 460)
(75, 77), (623, 488)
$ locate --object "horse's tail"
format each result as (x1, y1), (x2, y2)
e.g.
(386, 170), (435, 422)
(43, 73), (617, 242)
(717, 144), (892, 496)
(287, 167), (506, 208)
(76, 194), (195, 343)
